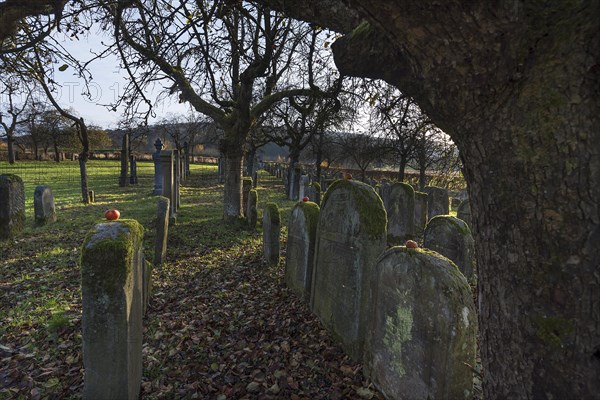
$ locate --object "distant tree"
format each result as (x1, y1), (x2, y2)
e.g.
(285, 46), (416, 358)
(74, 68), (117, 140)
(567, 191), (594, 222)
(0, 78), (31, 163)
(412, 127), (457, 190)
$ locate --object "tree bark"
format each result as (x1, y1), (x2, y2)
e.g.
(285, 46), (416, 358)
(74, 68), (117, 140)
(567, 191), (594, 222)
(397, 155), (407, 182)
(7, 136), (15, 164)
(223, 151), (243, 221)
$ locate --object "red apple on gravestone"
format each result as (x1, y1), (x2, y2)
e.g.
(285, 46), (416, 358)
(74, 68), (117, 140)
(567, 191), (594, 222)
(405, 240), (419, 249)
(104, 209), (121, 221)
(302, 196), (309, 202)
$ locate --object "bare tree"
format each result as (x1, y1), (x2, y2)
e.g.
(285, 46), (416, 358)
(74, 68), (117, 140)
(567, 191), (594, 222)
(0, 78), (31, 163)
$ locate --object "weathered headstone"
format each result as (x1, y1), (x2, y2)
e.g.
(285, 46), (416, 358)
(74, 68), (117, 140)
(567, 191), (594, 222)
(457, 199), (472, 229)
(386, 182), (415, 243)
(159, 150), (176, 220)
(365, 246), (477, 400)
(141, 258), (152, 316)
(247, 189), (258, 230)
(424, 215), (476, 282)
(311, 179), (387, 360)
(378, 182), (392, 211)
(263, 203), (281, 267)
(81, 220), (144, 400)
(0, 174), (25, 239)
(242, 177), (253, 216)
(153, 197), (170, 266)
(119, 134), (129, 187)
(413, 191), (428, 234)
(424, 186), (449, 220)
(298, 174), (310, 201)
(174, 151), (181, 209)
(88, 190), (95, 204)
(152, 138), (164, 195)
(34, 185), (56, 226)
(285, 201), (320, 301)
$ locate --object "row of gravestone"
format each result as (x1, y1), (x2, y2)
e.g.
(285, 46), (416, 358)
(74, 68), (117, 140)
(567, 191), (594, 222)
(0, 174), (57, 239)
(284, 179), (477, 400)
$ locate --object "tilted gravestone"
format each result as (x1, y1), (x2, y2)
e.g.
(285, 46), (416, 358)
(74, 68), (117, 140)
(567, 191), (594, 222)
(153, 197), (170, 266)
(311, 179), (387, 360)
(424, 215), (476, 283)
(242, 177), (253, 216)
(365, 246), (477, 400)
(386, 182), (415, 243)
(34, 185), (56, 226)
(0, 174), (25, 239)
(457, 199), (472, 230)
(247, 189), (258, 230)
(81, 220), (145, 400)
(263, 203), (281, 267)
(413, 191), (428, 234)
(424, 186), (449, 220)
(285, 201), (320, 301)
(298, 174), (310, 201)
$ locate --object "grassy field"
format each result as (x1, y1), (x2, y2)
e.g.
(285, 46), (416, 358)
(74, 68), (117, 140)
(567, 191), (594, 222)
(2, 161), (387, 399)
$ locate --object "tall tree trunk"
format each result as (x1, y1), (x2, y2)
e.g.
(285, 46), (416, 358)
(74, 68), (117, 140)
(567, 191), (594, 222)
(223, 150), (243, 221)
(287, 150), (300, 200)
(418, 164), (426, 190)
(397, 155), (407, 182)
(79, 154), (89, 204)
(53, 143), (60, 162)
(7, 135), (15, 164)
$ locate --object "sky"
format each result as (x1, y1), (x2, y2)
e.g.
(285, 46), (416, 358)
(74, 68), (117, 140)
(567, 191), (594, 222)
(50, 30), (190, 129)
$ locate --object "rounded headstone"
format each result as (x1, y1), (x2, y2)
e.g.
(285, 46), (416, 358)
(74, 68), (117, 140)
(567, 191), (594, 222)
(365, 246), (477, 400)
(424, 215), (475, 282)
(34, 185), (56, 226)
(0, 174), (25, 239)
(424, 186), (449, 220)
(386, 182), (415, 243)
(311, 179), (387, 360)
(413, 191), (428, 234)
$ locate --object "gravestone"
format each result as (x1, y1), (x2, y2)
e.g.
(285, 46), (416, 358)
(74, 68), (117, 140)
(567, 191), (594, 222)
(457, 199), (472, 229)
(285, 201), (320, 301)
(88, 190), (95, 203)
(0, 174), (25, 239)
(81, 220), (144, 400)
(263, 203), (281, 267)
(242, 177), (253, 216)
(159, 150), (176, 220)
(424, 216), (476, 282)
(174, 151), (181, 209)
(129, 155), (138, 185)
(153, 197), (170, 266)
(298, 174), (310, 201)
(247, 189), (258, 230)
(34, 185), (56, 226)
(141, 258), (152, 316)
(152, 138), (164, 195)
(424, 186), (449, 220)
(311, 179), (387, 360)
(365, 246), (477, 400)
(413, 191), (428, 234)
(386, 182), (415, 243)
(378, 182), (392, 211)
(119, 134), (129, 187)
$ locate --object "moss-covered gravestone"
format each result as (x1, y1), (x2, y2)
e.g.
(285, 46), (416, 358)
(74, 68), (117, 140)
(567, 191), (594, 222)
(285, 201), (320, 301)
(34, 185), (56, 226)
(365, 246), (477, 400)
(153, 197), (170, 266)
(0, 174), (25, 239)
(386, 182), (415, 243)
(424, 186), (449, 220)
(413, 191), (428, 235)
(457, 199), (472, 230)
(311, 179), (387, 361)
(242, 177), (253, 216)
(263, 203), (281, 267)
(81, 220), (145, 400)
(424, 216), (476, 282)
(247, 189), (258, 230)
